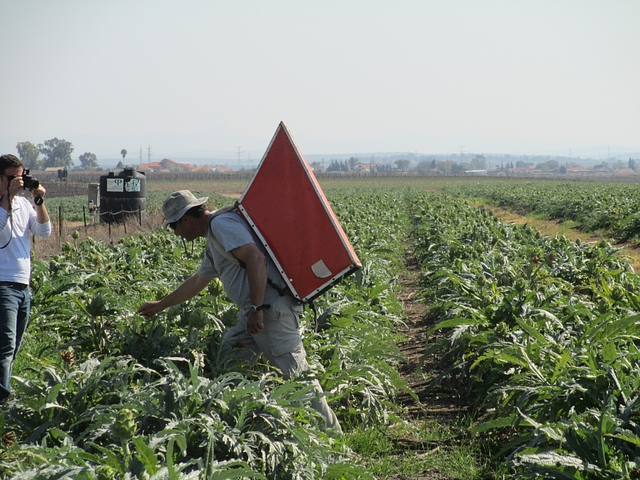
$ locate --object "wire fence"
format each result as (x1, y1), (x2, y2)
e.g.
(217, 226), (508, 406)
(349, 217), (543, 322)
(64, 204), (144, 233)
(31, 204), (161, 261)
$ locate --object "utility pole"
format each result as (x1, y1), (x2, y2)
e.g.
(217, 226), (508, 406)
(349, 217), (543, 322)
(147, 144), (152, 163)
(459, 145), (465, 157)
(236, 146), (243, 166)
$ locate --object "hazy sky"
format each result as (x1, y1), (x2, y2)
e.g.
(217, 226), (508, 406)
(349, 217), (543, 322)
(1, 0), (638, 165)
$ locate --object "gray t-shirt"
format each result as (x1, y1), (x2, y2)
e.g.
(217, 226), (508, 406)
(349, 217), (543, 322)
(198, 210), (286, 307)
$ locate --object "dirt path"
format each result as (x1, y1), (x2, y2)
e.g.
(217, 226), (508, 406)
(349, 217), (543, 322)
(385, 252), (472, 480)
(392, 205), (640, 415)
(387, 205), (640, 479)
(395, 254), (466, 420)
(487, 205), (640, 271)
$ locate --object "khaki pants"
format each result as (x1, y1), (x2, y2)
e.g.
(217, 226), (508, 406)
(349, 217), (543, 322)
(220, 295), (342, 433)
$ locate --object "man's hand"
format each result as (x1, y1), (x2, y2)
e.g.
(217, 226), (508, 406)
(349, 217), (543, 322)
(137, 301), (164, 318)
(246, 310), (264, 334)
(31, 184), (46, 201)
(136, 274), (210, 319)
(7, 176), (23, 200)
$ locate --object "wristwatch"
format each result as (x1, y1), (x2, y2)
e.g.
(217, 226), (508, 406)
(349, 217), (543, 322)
(249, 304), (269, 313)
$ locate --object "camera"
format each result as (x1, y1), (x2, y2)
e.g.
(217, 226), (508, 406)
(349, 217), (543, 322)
(22, 170), (40, 190)
(5, 170), (43, 205)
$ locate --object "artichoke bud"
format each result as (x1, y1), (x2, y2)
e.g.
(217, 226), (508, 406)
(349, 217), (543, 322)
(597, 298), (611, 313)
(189, 308), (208, 329)
(515, 278), (527, 292)
(208, 278), (225, 296)
(611, 286), (625, 302)
(111, 408), (138, 441)
(87, 294), (108, 317)
(97, 465), (118, 480)
(495, 322), (510, 337)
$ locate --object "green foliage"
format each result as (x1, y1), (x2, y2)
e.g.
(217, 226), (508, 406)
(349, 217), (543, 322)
(78, 152), (99, 169)
(346, 421), (485, 479)
(39, 137), (74, 168)
(411, 190), (640, 478)
(2, 188), (414, 478)
(16, 141), (42, 170)
(445, 180), (640, 242)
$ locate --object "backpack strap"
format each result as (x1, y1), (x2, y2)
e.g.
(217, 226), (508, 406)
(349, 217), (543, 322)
(206, 205), (245, 268)
(205, 205), (296, 300)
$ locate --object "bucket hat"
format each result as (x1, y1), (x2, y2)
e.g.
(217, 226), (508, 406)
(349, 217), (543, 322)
(162, 190), (208, 228)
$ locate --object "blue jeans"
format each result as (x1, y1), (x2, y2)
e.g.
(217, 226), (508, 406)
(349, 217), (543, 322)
(0, 283), (30, 401)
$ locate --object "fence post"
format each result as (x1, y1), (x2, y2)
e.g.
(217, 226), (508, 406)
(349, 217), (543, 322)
(58, 205), (63, 241)
(138, 205), (142, 226)
(83, 206), (87, 230)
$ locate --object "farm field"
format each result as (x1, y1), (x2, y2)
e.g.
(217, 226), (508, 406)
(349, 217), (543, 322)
(40, 176), (640, 270)
(3, 177), (640, 478)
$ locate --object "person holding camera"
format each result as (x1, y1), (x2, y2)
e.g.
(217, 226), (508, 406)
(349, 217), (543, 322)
(0, 154), (51, 404)
(137, 190), (342, 433)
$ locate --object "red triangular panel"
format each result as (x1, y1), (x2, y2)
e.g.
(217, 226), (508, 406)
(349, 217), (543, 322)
(238, 122), (361, 302)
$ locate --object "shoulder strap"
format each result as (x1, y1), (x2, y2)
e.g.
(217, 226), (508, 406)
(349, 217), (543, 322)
(206, 204), (245, 268)
(206, 204), (297, 301)
(0, 199), (13, 250)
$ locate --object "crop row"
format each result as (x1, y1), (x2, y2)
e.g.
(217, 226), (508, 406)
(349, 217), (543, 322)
(444, 181), (640, 243)
(411, 192), (640, 478)
(1, 189), (411, 479)
(41, 190), (218, 223)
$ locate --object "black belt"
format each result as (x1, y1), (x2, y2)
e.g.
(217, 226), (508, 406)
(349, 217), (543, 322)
(0, 281), (28, 290)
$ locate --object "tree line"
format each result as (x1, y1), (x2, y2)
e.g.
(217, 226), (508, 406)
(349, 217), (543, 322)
(313, 154), (639, 176)
(313, 154), (489, 174)
(15, 138), (101, 171)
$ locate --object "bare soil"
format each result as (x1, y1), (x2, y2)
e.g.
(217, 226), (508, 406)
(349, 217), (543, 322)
(384, 206), (640, 480)
(395, 254), (466, 420)
(387, 252), (472, 480)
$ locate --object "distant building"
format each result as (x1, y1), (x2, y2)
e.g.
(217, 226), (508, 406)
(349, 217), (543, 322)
(353, 163), (376, 173)
(139, 161), (163, 172)
(192, 164), (233, 173)
(138, 159), (235, 173)
(159, 158), (195, 172)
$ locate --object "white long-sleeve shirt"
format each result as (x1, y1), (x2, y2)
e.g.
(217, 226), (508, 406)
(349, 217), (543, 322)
(0, 195), (52, 285)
